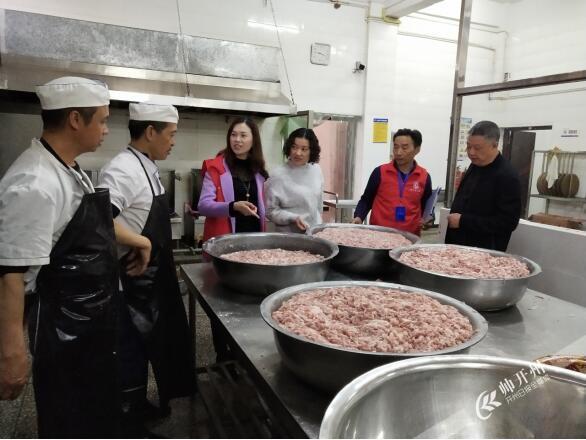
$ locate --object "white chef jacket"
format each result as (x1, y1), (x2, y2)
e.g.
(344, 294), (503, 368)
(0, 138), (94, 293)
(98, 146), (165, 259)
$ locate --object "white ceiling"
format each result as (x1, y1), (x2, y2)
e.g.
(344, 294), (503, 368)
(307, 0), (443, 18)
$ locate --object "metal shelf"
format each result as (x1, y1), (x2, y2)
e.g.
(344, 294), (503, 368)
(196, 361), (289, 438)
(530, 194), (586, 203)
(528, 150), (586, 215)
(534, 150), (586, 154)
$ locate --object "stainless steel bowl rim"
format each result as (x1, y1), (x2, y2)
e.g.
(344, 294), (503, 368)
(307, 223), (420, 250)
(202, 232), (339, 266)
(319, 354), (586, 438)
(260, 280), (488, 358)
(389, 243), (542, 281)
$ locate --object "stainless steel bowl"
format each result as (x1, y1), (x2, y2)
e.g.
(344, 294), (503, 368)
(307, 223), (420, 276)
(389, 244), (542, 311)
(260, 280), (487, 392)
(202, 232), (338, 296)
(320, 355), (586, 438)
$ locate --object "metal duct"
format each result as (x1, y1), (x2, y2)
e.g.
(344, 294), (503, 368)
(0, 9), (295, 115)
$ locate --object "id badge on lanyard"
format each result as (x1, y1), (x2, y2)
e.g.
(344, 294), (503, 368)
(395, 171), (409, 222)
(395, 206), (406, 222)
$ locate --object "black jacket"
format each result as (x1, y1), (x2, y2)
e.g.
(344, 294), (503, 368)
(445, 154), (521, 251)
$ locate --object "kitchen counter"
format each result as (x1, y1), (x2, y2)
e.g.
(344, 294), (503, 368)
(181, 262), (586, 438)
(323, 199), (358, 222)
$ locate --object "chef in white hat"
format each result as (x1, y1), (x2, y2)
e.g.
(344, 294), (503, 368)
(98, 103), (195, 433)
(0, 76), (149, 438)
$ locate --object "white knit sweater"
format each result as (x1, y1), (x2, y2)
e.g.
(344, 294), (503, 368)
(265, 161), (323, 233)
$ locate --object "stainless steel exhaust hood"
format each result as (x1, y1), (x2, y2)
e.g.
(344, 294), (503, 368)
(0, 9), (296, 115)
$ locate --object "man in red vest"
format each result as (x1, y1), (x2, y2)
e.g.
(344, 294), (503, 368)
(353, 128), (432, 236)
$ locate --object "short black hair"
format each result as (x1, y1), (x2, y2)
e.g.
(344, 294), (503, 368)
(283, 128), (321, 163)
(468, 120), (500, 143)
(393, 128), (422, 147)
(128, 120), (169, 140)
(41, 107), (98, 131)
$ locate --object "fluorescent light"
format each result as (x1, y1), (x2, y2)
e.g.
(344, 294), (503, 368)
(247, 20), (299, 34)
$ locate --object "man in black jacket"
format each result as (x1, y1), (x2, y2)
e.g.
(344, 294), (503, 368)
(445, 120), (521, 251)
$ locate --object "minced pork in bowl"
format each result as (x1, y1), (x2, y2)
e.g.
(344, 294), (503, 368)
(307, 223), (419, 277)
(261, 280), (487, 392)
(203, 232), (338, 296)
(389, 244), (542, 311)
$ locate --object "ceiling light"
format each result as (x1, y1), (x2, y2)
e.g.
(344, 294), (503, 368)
(247, 20), (299, 34)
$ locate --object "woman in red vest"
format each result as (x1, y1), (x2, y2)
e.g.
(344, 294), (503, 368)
(197, 117), (269, 361)
(353, 128), (432, 236)
(198, 117), (269, 243)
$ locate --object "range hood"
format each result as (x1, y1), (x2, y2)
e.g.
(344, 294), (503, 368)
(0, 9), (296, 115)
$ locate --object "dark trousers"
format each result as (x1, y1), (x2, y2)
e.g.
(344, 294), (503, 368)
(117, 292), (149, 403)
(27, 293), (118, 438)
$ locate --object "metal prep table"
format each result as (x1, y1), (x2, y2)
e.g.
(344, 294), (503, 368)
(181, 263), (586, 439)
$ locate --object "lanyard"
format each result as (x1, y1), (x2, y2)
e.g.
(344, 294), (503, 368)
(40, 138), (93, 194)
(127, 146), (164, 195)
(69, 167), (94, 195)
(397, 170), (411, 198)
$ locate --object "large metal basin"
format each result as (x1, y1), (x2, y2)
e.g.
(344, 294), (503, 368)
(260, 281), (487, 392)
(320, 355), (586, 438)
(389, 244), (542, 311)
(202, 233), (338, 296)
(307, 223), (419, 276)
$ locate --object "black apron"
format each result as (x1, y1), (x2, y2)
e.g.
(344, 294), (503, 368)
(29, 185), (119, 439)
(119, 149), (195, 404)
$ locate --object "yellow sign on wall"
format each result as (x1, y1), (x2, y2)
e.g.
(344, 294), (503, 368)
(372, 118), (388, 143)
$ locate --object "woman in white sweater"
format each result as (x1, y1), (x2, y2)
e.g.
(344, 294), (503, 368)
(265, 128), (324, 233)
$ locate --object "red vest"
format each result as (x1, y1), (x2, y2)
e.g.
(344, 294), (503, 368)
(370, 161), (428, 236)
(201, 155), (266, 242)
(201, 156), (232, 242)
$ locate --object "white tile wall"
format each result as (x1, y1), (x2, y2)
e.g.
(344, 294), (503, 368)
(502, 0), (586, 80)
(508, 220), (586, 307)
(354, 2), (399, 197)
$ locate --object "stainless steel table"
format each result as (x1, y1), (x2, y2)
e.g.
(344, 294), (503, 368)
(182, 262), (586, 439)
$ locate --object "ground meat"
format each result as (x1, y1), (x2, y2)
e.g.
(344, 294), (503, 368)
(314, 227), (412, 249)
(221, 248), (324, 265)
(272, 286), (474, 353)
(398, 246), (530, 279)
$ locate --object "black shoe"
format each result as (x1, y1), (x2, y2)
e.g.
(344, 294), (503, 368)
(142, 400), (171, 421)
(122, 398), (171, 422)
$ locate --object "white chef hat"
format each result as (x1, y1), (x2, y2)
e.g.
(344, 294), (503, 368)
(36, 76), (109, 110)
(129, 103), (179, 124)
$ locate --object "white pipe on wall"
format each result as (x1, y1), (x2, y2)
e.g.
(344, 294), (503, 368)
(411, 11), (500, 32)
(488, 86), (586, 101)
